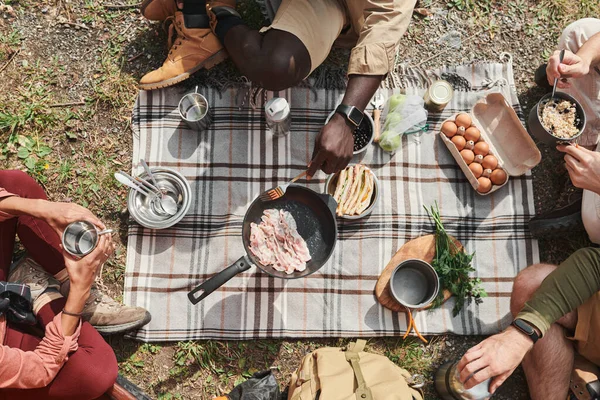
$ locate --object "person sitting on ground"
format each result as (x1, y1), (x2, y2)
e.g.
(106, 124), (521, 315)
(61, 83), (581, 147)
(457, 247), (600, 399)
(0, 171), (151, 336)
(529, 18), (600, 240)
(0, 170), (130, 399)
(138, 0), (416, 177)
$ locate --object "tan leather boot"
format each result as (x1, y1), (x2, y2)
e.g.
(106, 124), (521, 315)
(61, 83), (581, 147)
(140, 0), (177, 21)
(139, 11), (227, 90)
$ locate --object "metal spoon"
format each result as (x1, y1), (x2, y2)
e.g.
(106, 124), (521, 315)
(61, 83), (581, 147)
(115, 172), (177, 216)
(114, 171), (154, 197)
(551, 49), (566, 99)
(140, 159), (160, 189)
(139, 160), (178, 215)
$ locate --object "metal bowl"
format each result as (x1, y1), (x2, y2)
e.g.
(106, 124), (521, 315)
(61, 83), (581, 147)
(324, 164), (379, 219)
(127, 167), (192, 229)
(389, 259), (439, 309)
(325, 111), (375, 155)
(527, 92), (586, 145)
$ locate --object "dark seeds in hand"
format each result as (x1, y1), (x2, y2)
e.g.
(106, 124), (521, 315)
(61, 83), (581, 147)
(353, 119), (372, 152)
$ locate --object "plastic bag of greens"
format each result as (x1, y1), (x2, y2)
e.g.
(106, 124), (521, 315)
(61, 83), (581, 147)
(379, 94), (428, 152)
(216, 370), (281, 400)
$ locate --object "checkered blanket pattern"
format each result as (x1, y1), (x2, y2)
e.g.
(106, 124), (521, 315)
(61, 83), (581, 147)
(125, 61), (539, 341)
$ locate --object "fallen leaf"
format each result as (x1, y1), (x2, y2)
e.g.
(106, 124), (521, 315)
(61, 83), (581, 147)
(414, 8), (433, 16)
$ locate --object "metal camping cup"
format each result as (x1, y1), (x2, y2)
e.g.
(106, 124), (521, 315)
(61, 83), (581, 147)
(62, 221), (113, 257)
(389, 259), (439, 309)
(178, 87), (212, 131)
(434, 361), (491, 400)
(265, 97), (291, 136)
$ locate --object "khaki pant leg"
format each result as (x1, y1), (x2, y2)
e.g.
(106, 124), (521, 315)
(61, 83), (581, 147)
(582, 143), (600, 244)
(558, 18), (600, 147)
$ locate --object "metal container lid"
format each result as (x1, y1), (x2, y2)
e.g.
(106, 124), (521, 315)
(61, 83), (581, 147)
(428, 80), (453, 105)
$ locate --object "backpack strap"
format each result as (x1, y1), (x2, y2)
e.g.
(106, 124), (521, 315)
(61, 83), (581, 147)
(345, 340), (373, 400)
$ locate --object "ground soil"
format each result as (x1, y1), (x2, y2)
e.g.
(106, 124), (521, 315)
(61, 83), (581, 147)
(0, 0), (598, 399)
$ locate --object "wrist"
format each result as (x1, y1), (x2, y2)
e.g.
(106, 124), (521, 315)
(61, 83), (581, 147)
(331, 111), (355, 129)
(506, 325), (536, 350)
(66, 285), (91, 313)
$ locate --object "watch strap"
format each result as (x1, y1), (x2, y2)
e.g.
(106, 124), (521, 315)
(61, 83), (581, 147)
(512, 318), (540, 344)
(335, 104), (363, 127)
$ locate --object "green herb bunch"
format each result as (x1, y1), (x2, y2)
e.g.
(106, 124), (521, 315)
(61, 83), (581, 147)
(424, 203), (487, 316)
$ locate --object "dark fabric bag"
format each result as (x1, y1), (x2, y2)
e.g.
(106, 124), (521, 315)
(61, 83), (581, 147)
(0, 281), (36, 325)
(227, 370), (281, 400)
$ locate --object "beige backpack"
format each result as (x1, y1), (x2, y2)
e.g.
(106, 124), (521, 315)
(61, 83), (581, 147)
(287, 340), (424, 400)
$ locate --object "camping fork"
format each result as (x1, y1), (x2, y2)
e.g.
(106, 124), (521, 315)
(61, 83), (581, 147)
(259, 171), (308, 202)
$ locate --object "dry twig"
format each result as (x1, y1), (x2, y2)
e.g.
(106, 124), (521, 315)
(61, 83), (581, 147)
(103, 3), (140, 9)
(49, 101), (86, 108)
(0, 49), (21, 75)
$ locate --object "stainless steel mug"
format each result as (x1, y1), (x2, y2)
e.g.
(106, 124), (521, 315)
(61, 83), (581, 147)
(62, 221), (113, 257)
(178, 88), (212, 131)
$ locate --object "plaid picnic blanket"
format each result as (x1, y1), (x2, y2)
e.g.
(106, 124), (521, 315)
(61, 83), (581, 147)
(125, 60), (539, 341)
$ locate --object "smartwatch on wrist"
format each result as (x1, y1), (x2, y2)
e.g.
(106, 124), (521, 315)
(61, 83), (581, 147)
(511, 318), (540, 344)
(335, 104), (364, 128)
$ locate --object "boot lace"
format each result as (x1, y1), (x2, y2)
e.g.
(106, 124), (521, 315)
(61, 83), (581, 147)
(165, 16), (186, 56)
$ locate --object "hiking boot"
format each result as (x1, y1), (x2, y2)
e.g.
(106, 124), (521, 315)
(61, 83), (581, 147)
(529, 179), (583, 238)
(206, 0), (240, 33)
(140, 0), (177, 21)
(534, 63), (552, 92)
(8, 256), (63, 314)
(60, 280), (151, 335)
(139, 11), (227, 90)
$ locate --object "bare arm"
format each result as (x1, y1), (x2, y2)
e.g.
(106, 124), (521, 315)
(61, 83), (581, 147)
(307, 75), (383, 178)
(547, 30), (600, 88)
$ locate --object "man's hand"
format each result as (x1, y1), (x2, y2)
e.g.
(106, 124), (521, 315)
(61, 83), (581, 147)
(557, 144), (600, 194)
(37, 201), (105, 238)
(63, 234), (114, 294)
(457, 326), (534, 394)
(546, 49), (591, 89)
(307, 113), (354, 178)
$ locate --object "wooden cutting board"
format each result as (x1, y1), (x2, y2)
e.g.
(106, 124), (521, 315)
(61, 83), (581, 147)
(374, 234), (461, 312)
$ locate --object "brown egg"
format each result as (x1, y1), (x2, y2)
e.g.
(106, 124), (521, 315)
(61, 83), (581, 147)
(451, 135), (466, 150)
(442, 121), (458, 137)
(473, 154), (484, 164)
(456, 113), (472, 128)
(465, 140), (475, 150)
(490, 168), (508, 185)
(457, 126), (466, 136)
(482, 155), (498, 170)
(469, 162), (483, 178)
(464, 127), (481, 142)
(460, 149), (475, 164)
(477, 177), (492, 193)
(482, 168), (493, 178)
(474, 141), (489, 156)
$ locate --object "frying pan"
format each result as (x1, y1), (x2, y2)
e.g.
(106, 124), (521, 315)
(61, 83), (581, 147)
(188, 185), (338, 304)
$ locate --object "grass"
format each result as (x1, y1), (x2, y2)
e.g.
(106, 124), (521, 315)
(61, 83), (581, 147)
(1, 0), (598, 398)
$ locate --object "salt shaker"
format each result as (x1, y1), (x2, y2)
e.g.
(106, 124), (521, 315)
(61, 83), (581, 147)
(265, 97), (291, 137)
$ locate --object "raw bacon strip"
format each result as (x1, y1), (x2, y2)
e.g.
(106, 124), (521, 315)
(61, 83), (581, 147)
(249, 209), (311, 274)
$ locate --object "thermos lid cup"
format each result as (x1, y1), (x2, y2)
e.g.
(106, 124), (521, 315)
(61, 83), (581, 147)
(265, 97), (290, 122)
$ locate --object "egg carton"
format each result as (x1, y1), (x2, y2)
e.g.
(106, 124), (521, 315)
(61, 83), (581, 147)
(439, 92), (541, 195)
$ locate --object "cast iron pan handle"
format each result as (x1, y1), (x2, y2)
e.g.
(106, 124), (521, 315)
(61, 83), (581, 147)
(318, 193), (337, 217)
(188, 255), (252, 305)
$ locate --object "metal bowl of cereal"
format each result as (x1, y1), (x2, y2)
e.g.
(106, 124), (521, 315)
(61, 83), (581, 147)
(527, 92), (586, 145)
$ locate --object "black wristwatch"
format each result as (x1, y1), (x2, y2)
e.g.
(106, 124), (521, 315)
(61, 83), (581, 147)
(335, 104), (364, 128)
(511, 319), (540, 344)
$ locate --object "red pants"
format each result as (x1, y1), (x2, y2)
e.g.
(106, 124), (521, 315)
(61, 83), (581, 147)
(0, 171), (118, 400)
